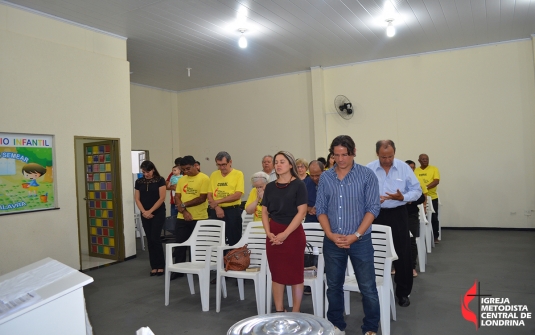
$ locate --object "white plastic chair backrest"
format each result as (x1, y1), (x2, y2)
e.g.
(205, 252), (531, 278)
(189, 220), (226, 264)
(426, 196), (435, 213)
(302, 222), (324, 254)
(371, 225), (398, 279)
(235, 221), (266, 267)
(241, 210), (254, 233)
(417, 204), (427, 223)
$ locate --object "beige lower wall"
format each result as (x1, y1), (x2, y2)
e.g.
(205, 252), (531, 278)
(0, 4), (134, 274)
(130, 40), (535, 229)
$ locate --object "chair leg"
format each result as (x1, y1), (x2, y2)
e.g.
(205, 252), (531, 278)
(390, 284), (396, 321)
(286, 286), (293, 308)
(199, 273), (209, 312)
(379, 288), (391, 335)
(221, 276), (227, 298)
(259, 274), (266, 315)
(416, 237), (426, 272)
(324, 286), (328, 318)
(165, 271), (171, 306)
(266, 273), (272, 313)
(344, 291), (350, 315)
(312, 283), (323, 317)
(254, 278), (266, 315)
(425, 225), (432, 253)
(238, 278), (245, 300)
(216, 275), (222, 313)
(187, 273), (195, 294)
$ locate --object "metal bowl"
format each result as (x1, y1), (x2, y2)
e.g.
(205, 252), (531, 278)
(228, 312), (335, 335)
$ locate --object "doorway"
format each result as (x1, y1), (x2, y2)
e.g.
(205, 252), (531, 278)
(75, 137), (124, 270)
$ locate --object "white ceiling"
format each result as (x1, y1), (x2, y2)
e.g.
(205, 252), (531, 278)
(6, 0), (535, 92)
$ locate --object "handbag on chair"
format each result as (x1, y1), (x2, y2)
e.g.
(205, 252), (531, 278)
(304, 243), (318, 268)
(224, 244), (251, 271)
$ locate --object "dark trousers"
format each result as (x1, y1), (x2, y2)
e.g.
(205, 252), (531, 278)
(407, 212), (419, 270)
(374, 206), (413, 299)
(141, 209), (166, 270)
(174, 219), (198, 263)
(431, 198), (440, 239)
(208, 206), (242, 246)
(170, 204), (178, 218)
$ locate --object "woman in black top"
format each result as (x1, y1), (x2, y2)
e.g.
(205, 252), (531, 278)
(135, 161), (167, 276)
(262, 151), (307, 312)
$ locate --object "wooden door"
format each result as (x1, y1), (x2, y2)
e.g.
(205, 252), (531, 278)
(84, 140), (123, 260)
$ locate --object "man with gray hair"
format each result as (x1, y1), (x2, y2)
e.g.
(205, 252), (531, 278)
(304, 160), (325, 223)
(367, 140), (422, 308)
(262, 155), (277, 182)
(207, 151), (245, 246)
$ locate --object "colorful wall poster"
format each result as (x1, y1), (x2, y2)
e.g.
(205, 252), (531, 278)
(0, 133), (56, 215)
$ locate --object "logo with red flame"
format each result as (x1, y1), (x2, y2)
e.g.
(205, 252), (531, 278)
(183, 183), (188, 193)
(462, 280), (479, 330)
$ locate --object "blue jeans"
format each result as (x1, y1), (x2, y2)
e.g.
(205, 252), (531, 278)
(170, 204), (178, 218)
(324, 234), (380, 334)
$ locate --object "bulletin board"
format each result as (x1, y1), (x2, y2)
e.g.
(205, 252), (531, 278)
(0, 133), (57, 215)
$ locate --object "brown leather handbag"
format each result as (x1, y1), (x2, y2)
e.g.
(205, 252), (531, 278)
(224, 244), (251, 271)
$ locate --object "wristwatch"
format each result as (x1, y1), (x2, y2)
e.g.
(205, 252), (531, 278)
(355, 232), (362, 241)
(180, 203), (186, 209)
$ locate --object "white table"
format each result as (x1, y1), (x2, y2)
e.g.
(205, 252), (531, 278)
(0, 258), (93, 335)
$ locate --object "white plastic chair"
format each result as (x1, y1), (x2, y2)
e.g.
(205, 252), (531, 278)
(416, 204), (427, 272)
(325, 224), (398, 335)
(436, 192), (442, 241)
(426, 196), (435, 250)
(241, 210), (254, 234)
(216, 221), (267, 315)
(266, 222), (325, 316)
(134, 213), (145, 251)
(164, 219), (226, 311)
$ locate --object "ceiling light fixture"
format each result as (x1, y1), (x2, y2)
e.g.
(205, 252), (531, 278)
(238, 28), (248, 48)
(386, 19), (395, 37)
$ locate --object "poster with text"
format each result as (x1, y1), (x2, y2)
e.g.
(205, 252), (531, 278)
(0, 133), (56, 215)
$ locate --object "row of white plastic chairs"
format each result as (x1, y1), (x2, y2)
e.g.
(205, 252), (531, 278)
(415, 195), (441, 273)
(163, 219), (399, 335)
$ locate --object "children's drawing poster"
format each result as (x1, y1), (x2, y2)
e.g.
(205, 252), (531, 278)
(0, 133), (56, 215)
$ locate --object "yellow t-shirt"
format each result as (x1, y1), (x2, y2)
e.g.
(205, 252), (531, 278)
(208, 169), (244, 207)
(244, 187), (262, 221)
(414, 165), (440, 199)
(416, 174), (428, 195)
(176, 172), (209, 220)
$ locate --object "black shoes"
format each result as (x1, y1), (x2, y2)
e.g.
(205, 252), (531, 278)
(398, 296), (410, 307)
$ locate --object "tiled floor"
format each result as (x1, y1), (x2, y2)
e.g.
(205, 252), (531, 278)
(80, 253), (116, 271)
(83, 229), (535, 335)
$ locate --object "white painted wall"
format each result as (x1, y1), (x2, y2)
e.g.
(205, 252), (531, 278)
(130, 41), (535, 229)
(176, 72), (314, 189)
(322, 40), (535, 228)
(0, 4), (134, 274)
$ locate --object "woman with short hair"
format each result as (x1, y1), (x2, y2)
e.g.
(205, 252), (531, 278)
(244, 171), (270, 221)
(295, 158), (309, 181)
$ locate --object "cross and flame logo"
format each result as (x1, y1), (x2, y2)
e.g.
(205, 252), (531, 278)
(461, 280), (479, 330)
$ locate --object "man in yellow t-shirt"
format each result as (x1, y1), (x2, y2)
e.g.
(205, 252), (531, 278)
(208, 151), (244, 246)
(173, 155), (209, 273)
(414, 154), (441, 242)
